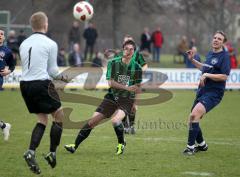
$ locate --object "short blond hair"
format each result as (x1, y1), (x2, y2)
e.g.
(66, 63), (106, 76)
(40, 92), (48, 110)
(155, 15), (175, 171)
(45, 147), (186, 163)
(30, 11), (48, 31)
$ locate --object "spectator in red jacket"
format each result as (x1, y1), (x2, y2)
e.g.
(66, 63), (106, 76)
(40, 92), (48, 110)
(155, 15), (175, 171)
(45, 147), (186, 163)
(151, 27), (164, 63)
(228, 47), (238, 69)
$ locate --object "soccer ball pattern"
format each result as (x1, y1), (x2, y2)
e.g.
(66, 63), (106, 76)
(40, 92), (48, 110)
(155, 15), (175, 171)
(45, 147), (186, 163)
(73, 1), (94, 22)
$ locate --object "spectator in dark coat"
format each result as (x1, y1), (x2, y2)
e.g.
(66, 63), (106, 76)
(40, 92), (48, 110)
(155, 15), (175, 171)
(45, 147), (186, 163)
(57, 48), (67, 66)
(7, 30), (19, 53)
(83, 23), (98, 61)
(140, 27), (151, 53)
(7, 30), (19, 60)
(17, 29), (26, 46)
(68, 21), (81, 52)
(92, 52), (102, 67)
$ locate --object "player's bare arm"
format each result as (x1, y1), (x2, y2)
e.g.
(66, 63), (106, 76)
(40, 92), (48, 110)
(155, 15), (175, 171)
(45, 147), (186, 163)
(199, 73), (228, 87)
(0, 68), (11, 76)
(186, 50), (204, 70)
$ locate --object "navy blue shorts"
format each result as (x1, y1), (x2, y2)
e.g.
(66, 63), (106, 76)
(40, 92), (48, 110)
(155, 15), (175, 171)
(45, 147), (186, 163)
(191, 91), (223, 113)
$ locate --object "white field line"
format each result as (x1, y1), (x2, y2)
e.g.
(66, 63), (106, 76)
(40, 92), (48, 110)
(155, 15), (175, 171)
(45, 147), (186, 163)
(23, 131), (240, 146)
(181, 171), (213, 176)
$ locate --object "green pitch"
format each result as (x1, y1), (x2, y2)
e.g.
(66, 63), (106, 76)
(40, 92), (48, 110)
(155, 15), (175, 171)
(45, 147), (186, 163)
(0, 90), (239, 177)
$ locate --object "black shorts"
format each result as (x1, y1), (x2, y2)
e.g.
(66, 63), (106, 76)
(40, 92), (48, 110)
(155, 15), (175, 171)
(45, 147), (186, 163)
(96, 93), (134, 118)
(20, 80), (61, 114)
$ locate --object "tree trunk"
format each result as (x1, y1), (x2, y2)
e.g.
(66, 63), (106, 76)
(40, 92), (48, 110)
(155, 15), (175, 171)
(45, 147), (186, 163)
(112, 0), (122, 48)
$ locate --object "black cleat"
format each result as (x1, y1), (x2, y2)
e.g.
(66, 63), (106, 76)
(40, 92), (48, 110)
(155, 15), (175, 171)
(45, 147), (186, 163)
(44, 152), (56, 168)
(64, 144), (76, 153)
(195, 143), (208, 152)
(23, 151), (41, 174)
(183, 147), (196, 156)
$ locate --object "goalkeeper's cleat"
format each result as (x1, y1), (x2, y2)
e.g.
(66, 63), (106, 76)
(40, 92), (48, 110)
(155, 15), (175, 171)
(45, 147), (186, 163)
(64, 144), (76, 153)
(116, 143), (125, 155)
(2, 123), (11, 141)
(23, 150), (41, 174)
(44, 152), (56, 168)
(195, 143), (208, 152)
(183, 147), (196, 156)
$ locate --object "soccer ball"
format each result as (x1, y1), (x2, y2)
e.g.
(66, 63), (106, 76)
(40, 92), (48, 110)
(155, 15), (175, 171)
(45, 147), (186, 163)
(73, 1), (94, 22)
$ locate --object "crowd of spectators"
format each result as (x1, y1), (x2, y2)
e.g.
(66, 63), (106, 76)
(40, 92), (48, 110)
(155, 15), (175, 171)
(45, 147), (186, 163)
(3, 22), (240, 69)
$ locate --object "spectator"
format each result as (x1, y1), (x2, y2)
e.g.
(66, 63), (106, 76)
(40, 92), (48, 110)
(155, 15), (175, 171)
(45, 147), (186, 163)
(17, 29), (26, 46)
(228, 46), (238, 69)
(224, 41), (232, 52)
(177, 35), (189, 64)
(7, 30), (19, 59)
(68, 43), (83, 66)
(151, 27), (164, 63)
(237, 38), (240, 66)
(57, 48), (67, 66)
(140, 27), (151, 53)
(83, 23), (98, 61)
(68, 21), (81, 52)
(185, 46), (201, 68)
(189, 37), (196, 49)
(92, 52), (103, 67)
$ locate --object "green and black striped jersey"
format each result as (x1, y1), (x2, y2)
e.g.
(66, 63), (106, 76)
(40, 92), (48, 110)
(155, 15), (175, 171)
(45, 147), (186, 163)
(106, 55), (142, 98)
(114, 50), (146, 67)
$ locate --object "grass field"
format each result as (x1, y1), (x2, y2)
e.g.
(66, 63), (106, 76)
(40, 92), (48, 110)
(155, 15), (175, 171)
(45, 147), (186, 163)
(0, 90), (239, 177)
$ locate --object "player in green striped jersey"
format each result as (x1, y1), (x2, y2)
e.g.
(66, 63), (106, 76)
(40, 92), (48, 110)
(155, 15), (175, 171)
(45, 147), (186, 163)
(107, 35), (148, 134)
(65, 40), (142, 155)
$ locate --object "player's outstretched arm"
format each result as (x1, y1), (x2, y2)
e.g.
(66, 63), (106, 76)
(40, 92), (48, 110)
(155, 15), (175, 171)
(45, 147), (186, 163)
(186, 50), (204, 70)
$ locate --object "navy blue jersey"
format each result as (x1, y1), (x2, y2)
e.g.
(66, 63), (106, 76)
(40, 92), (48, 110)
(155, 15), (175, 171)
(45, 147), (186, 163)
(0, 45), (15, 72)
(201, 49), (230, 92)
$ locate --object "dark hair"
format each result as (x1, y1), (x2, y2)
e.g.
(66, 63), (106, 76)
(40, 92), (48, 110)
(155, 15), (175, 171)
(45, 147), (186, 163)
(215, 30), (227, 43)
(122, 40), (136, 50)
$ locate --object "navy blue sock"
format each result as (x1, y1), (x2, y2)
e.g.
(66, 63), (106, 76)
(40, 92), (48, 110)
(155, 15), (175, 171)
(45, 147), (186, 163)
(0, 121), (6, 129)
(196, 126), (204, 144)
(187, 122), (200, 147)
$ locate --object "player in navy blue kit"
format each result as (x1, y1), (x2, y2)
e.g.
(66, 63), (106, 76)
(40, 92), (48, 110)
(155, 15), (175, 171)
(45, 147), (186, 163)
(183, 31), (231, 155)
(0, 28), (15, 141)
(0, 29), (15, 90)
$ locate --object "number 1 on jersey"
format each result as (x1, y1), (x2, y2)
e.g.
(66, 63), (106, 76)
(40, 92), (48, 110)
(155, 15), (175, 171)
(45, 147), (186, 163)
(28, 47), (32, 69)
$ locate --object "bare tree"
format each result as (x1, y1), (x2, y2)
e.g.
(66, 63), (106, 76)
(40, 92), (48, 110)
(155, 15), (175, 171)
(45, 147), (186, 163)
(112, 0), (122, 48)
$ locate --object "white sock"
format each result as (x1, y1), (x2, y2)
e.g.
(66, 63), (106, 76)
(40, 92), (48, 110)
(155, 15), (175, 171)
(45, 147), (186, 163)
(187, 145), (195, 149)
(198, 141), (206, 146)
